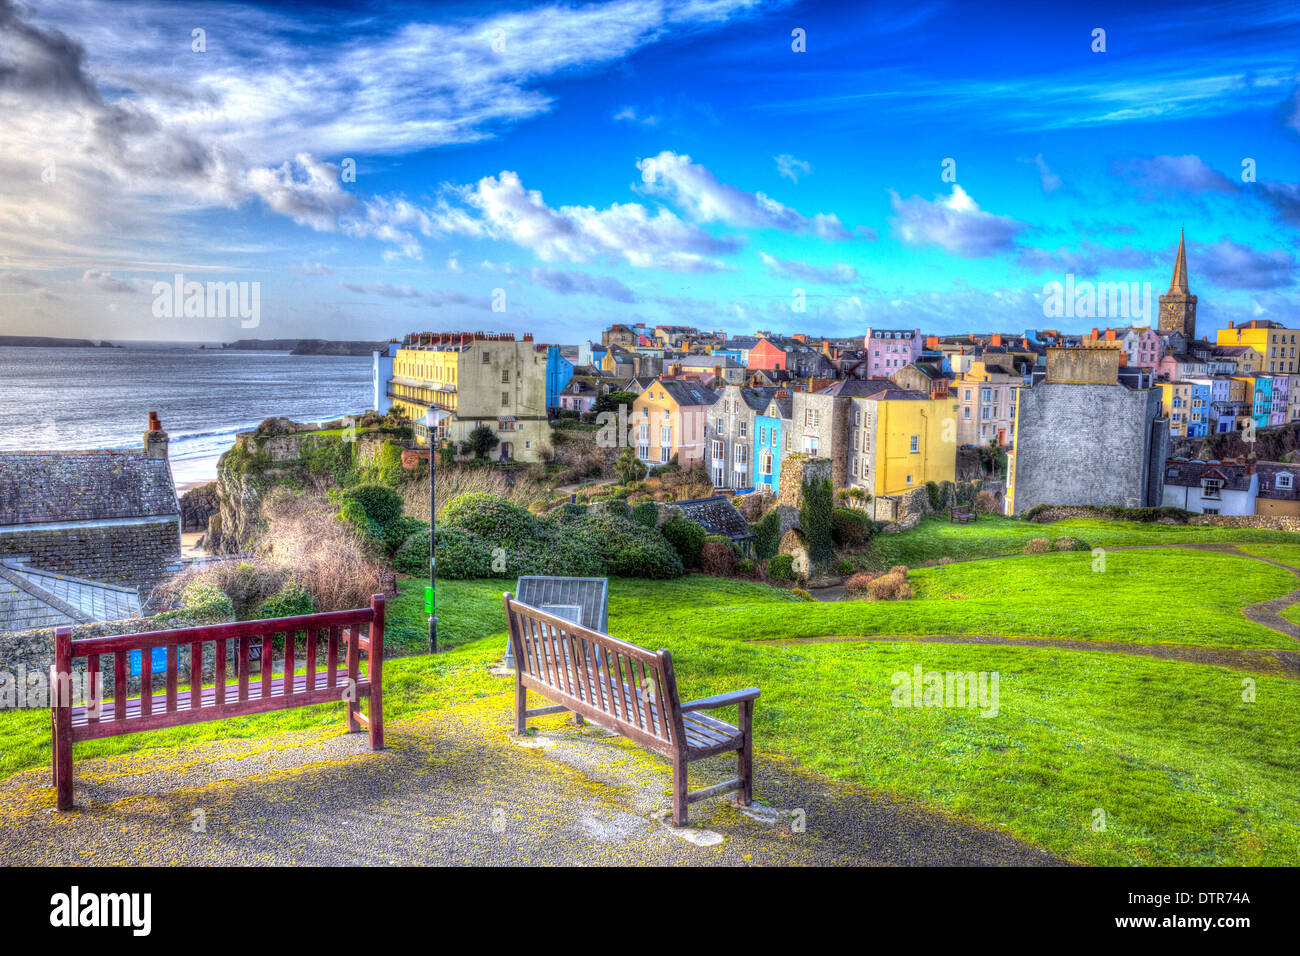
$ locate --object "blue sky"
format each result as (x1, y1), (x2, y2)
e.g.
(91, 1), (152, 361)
(0, 0), (1296, 343)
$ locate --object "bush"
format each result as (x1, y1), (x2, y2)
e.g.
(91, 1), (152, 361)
(661, 517), (706, 568)
(974, 489), (1001, 514)
(752, 509), (781, 561)
(441, 492), (539, 547)
(736, 558), (756, 576)
(629, 501), (659, 529)
(1024, 537), (1053, 554)
(179, 581), (235, 622)
(800, 476), (835, 568)
(767, 553), (797, 582)
(845, 572), (878, 595)
(867, 569), (913, 601)
(700, 541), (738, 576)
(1054, 536), (1091, 551)
(257, 583), (314, 619)
(792, 588), (814, 601)
(835, 558), (855, 575)
(394, 531), (431, 574)
(434, 526), (495, 579)
(342, 483), (404, 527)
(831, 507), (873, 547)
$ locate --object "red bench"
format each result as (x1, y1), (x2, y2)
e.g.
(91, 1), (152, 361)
(50, 595), (386, 810)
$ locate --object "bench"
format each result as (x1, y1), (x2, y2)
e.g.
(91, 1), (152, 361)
(503, 593), (759, 825)
(950, 504), (976, 524)
(50, 595), (386, 811)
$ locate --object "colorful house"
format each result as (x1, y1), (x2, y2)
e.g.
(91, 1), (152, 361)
(1216, 320), (1300, 375)
(753, 391), (792, 493)
(1256, 461), (1300, 516)
(632, 378), (718, 468)
(841, 386), (957, 518)
(747, 337), (788, 372)
(1162, 459), (1257, 516)
(544, 345), (575, 411)
(862, 328), (922, 377)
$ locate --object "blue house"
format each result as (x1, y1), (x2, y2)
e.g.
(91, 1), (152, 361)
(754, 391), (791, 492)
(1186, 379), (1211, 437)
(545, 345), (575, 411)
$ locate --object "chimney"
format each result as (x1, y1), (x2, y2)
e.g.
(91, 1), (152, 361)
(143, 412), (169, 460)
(991, 333), (1002, 347)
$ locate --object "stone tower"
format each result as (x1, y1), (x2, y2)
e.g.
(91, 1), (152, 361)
(1158, 229), (1197, 341)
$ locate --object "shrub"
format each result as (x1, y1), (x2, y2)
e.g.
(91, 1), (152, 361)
(767, 553), (797, 582)
(926, 480), (944, 511)
(1024, 537), (1053, 554)
(974, 489), (1001, 514)
(629, 501), (659, 529)
(434, 526), (495, 579)
(179, 581), (235, 622)
(1054, 536), (1090, 551)
(845, 571), (878, 595)
(342, 483), (404, 527)
(441, 492), (539, 547)
(835, 558), (855, 575)
(831, 507), (873, 547)
(736, 558), (756, 576)
(867, 569), (913, 601)
(792, 588), (814, 601)
(394, 531), (431, 575)
(752, 509), (781, 561)
(257, 583), (314, 619)
(661, 517), (706, 568)
(700, 541), (738, 576)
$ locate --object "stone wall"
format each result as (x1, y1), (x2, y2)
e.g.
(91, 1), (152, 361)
(1026, 505), (1300, 532)
(0, 518), (181, 600)
(874, 486), (932, 529)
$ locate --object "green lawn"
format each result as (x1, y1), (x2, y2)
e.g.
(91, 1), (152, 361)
(4, 524), (1298, 866)
(1234, 542), (1300, 567)
(860, 514), (1300, 570)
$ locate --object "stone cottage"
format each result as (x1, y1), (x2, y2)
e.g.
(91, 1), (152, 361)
(0, 413), (182, 628)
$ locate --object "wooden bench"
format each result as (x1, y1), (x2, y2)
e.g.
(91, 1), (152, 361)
(503, 593), (759, 825)
(50, 595), (386, 811)
(950, 504), (976, 524)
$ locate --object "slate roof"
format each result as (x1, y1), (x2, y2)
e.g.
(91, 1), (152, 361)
(676, 496), (754, 540)
(818, 377), (898, 398)
(658, 380), (719, 407)
(1257, 461), (1299, 502)
(1163, 459), (1254, 491)
(0, 451), (179, 526)
(0, 561), (141, 634)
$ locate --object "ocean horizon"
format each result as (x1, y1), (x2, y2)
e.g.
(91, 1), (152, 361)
(0, 345), (374, 487)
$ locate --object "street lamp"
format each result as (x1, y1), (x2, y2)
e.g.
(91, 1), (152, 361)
(424, 408), (448, 653)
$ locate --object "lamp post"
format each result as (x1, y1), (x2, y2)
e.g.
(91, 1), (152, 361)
(425, 408), (439, 653)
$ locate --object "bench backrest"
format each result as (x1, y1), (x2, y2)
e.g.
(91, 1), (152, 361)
(55, 595), (384, 738)
(503, 593), (684, 757)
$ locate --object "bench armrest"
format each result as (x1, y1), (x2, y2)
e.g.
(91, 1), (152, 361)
(679, 688), (761, 713)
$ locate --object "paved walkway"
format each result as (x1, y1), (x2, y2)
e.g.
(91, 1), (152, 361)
(1, 696), (1060, 867)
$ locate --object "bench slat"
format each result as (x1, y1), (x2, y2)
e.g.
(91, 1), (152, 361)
(166, 645), (178, 713)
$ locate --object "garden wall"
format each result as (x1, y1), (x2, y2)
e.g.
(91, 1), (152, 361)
(1028, 505), (1300, 532)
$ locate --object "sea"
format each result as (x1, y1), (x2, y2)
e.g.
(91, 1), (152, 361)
(0, 345), (374, 487)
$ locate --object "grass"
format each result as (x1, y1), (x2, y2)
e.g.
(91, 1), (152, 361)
(859, 514), (1300, 570)
(5, 522), (1298, 866)
(1233, 543), (1300, 566)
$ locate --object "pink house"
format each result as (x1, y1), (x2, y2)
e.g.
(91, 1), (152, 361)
(1124, 327), (1164, 369)
(863, 328), (922, 377)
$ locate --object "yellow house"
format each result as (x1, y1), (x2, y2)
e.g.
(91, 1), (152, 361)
(631, 378), (717, 468)
(387, 331), (550, 462)
(1160, 382), (1194, 437)
(1217, 320), (1300, 375)
(844, 389), (955, 503)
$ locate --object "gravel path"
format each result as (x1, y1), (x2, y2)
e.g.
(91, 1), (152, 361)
(0, 696), (1061, 867)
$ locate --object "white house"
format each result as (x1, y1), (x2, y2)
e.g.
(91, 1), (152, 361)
(1161, 458), (1257, 516)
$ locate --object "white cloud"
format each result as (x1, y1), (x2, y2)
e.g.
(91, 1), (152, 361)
(888, 184), (1024, 257)
(774, 153), (812, 184)
(530, 268), (637, 302)
(758, 252), (857, 284)
(638, 150), (851, 239)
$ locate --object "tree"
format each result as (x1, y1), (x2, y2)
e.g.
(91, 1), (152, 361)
(439, 439), (456, 468)
(616, 445), (647, 484)
(460, 425), (500, 460)
(594, 390), (638, 415)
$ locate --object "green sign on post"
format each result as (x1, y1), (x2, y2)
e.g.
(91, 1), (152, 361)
(424, 585), (434, 615)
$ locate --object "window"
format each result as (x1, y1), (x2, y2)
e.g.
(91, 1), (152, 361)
(501, 391), (509, 407)
(761, 450), (773, 476)
(660, 425), (672, 446)
(803, 436), (819, 456)
(639, 424), (649, 442)
(501, 368), (510, 383)
(963, 407), (971, 419)
(660, 445), (670, 464)
(909, 435), (919, 453)
(738, 421), (747, 438)
(712, 440), (724, 460)
(482, 351), (490, 363)
(1276, 473), (1293, 489)
(716, 417), (725, 434)
(906, 474), (913, 485)
(734, 444), (748, 467)
(641, 406), (649, 418)
(1202, 478), (1222, 499)
(759, 426), (767, 443)
(663, 408), (670, 420)
(638, 444), (649, 460)
(804, 408), (820, 427)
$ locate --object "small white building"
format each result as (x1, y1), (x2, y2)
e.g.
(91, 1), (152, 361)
(1161, 458), (1257, 516)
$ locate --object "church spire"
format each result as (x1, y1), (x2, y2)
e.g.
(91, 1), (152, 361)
(1169, 228), (1189, 294)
